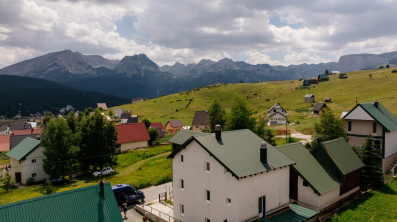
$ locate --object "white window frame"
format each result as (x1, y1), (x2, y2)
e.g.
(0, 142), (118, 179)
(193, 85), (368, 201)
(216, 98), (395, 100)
(180, 179), (184, 190)
(205, 190), (210, 203)
(180, 204), (184, 216)
(226, 198), (231, 206)
(31, 159), (36, 163)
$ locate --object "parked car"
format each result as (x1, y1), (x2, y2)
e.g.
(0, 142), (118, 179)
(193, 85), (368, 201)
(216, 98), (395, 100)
(92, 167), (114, 177)
(50, 178), (69, 186)
(112, 184), (145, 205)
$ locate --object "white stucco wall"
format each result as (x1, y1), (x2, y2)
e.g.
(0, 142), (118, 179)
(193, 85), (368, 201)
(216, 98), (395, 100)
(172, 140), (290, 222)
(385, 131), (397, 158)
(120, 141), (147, 152)
(344, 106), (374, 121)
(9, 158), (24, 182)
(23, 146), (47, 184)
(121, 119), (128, 124)
(269, 112), (287, 125)
(238, 167), (290, 221)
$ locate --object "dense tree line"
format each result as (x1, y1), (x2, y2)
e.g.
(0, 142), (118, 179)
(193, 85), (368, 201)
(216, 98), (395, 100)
(41, 110), (118, 179)
(0, 75), (129, 117)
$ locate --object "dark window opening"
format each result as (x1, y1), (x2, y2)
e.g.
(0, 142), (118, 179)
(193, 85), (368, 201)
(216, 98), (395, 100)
(348, 121), (352, 131)
(373, 122), (377, 134)
(303, 181), (309, 187)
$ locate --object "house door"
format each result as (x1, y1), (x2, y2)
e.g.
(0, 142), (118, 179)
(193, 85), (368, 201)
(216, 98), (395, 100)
(15, 172), (21, 183)
(258, 196), (266, 218)
(290, 168), (298, 200)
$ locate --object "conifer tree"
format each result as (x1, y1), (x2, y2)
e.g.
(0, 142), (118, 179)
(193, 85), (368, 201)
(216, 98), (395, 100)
(361, 134), (383, 184)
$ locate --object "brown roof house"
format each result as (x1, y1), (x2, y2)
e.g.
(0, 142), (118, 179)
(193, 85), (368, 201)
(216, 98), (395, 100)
(313, 102), (328, 115)
(192, 111), (209, 132)
(309, 79), (319, 86)
(165, 120), (184, 134)
(97, 103), (108, 111)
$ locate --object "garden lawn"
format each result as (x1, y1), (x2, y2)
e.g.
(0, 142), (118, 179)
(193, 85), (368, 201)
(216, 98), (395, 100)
(0, 146), (172, 205)
(274, 137), (303, 146)
(326, 179), (397, 222)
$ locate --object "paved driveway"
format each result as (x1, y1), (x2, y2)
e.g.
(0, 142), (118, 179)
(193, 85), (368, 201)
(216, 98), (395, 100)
(140, 182), (172, 203)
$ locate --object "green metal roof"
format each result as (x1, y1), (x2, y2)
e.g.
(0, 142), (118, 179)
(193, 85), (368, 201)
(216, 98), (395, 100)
(257, 204), (318, 222)
(318, 138), (365, 176)
(303, 80), (310, 85)
(168, 129), (295, 178)
(6, 137), (41, 161)
(343, 102), (397, 132)
(276, 143), (342, 195)
(0, 182), (123, 222)
(318, 74), (329, 79)
(168, 130), (206, 145)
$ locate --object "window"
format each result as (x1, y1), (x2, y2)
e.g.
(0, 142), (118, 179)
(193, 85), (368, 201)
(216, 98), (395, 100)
(373, 122), (377, 134)
(180, 155), (184, 163)
(206, 190), (210, 203)
(180, 179), (184, 190)
(303, 181), (308, 187)
(226, 198), (231, 206)
(180, 204), (184, 216)
(205, 126), (208, 129)
(31, 159), (36, 163)
(206, 162), (210, 172)
(206, 219), (210, 222)
(196, 126), (199, 128)
(348, 121), (352, 132)
(224, 168), (230, 174)
(31, 173), (36, 177)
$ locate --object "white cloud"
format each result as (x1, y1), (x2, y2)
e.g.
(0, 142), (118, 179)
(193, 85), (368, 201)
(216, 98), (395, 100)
(245, 50), (283, 66)
(0, 47), (35, 68)
(284, 52), (329, 64)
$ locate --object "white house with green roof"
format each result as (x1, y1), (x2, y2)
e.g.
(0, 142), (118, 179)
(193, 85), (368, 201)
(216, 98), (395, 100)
(7, 137), (47, 184)
(342, 101), (397, 173)
(168, 126), (303, 222)
(277, 139), (364, 212)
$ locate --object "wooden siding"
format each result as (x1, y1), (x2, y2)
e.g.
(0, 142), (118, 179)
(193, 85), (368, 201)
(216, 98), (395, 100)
(339, 169), (361, 195)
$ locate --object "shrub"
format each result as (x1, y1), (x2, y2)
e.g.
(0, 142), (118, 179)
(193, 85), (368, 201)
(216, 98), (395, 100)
(26, 177), (35, 186)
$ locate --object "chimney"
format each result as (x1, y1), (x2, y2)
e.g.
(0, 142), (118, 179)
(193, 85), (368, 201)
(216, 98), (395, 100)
(375, 100), (379, 108)
(98, 179), (104, 198)
(316, 138), (322, 145)
(260, 142), (267, 164)
(215, 124), (221, 140)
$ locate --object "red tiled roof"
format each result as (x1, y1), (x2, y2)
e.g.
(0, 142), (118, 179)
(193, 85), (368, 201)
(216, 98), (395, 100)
(0, 135), (10, 152)
(151, 122), (164, 130)
(13, 129), (42, 135)
(116, 123), (150, 144)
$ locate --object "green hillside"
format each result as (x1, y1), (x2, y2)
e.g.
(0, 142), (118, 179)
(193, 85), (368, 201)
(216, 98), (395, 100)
(108, 68), (397, 134)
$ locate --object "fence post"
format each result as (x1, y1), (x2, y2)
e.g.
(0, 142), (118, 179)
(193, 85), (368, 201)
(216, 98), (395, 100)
(165, 192), (167, 201)
(159, 194), (160, 202)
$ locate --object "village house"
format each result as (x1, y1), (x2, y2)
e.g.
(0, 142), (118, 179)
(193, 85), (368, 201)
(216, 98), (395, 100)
(115, 123), (150, 152)
(339, 73), (348, 79)
(309, 79), (319, 86)
(114, 108), (123, 117)
(313, 102), (328, 115)
(302, 80), (310, 87)
(150, 122), (165, 131)
(168, 126), (318, 222)
(155, 127), (165, 139)
(165, 119), (184, 134)
(27, 122), (38, 129)
(277, 139), (364, 212)
(0, 125), (9, 135)
(7, 137), (47, 184)
(0, 135), (10, 153)
(120, 113), (131, 124)
(342, 101), (397, 173)
(13, 128), (42, 136)
(318, 74), (329, 82)
(10, 134), (40, 150)
(97, 103), (108, 111)
(0, 181), (123, 222)
(192, 111), (209, 132)
(131, 97), (146, 103)
(127, 117), (138, 124)
(9, 123), (31, 135)
(267, 103), (288, 125)
(324, 97), (331, 102)
(304, 94), (315, 103)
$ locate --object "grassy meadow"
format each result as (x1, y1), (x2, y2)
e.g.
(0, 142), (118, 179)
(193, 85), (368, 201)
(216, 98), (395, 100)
(108, 68), (397, 134)
(0, 145), (172, 205)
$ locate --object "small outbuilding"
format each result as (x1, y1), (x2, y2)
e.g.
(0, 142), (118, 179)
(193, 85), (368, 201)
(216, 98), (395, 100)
(339, 73), (347, 79)
(309, 79), (319, 86)
(304, 94), (315, 103)
(318, 74), (329, 82)
(313, 102), (328, 115)
(324, 97), (331, 102)
(165, 119), (184, 134)
(302, 80), (310, 86)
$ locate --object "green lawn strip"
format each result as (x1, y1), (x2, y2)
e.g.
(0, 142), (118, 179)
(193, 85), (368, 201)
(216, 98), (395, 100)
(0, 151), (172, 205)
(326, 179), (397, 222)
(275, 137), (303, 146)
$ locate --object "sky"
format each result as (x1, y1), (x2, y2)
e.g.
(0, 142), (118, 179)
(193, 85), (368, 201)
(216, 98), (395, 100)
(1, 0), (397, 68)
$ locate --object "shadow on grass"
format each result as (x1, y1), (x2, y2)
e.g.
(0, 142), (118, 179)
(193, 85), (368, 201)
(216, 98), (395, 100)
(378, 184), (397, 195)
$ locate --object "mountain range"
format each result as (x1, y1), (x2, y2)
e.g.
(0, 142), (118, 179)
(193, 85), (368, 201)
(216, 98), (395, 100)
(1, 50), (397, 99)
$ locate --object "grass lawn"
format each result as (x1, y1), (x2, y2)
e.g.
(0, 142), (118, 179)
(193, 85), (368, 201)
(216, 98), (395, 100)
(0, 146), (172, 205)
(274, 137), (303, 146)
(107, 68), (397, 134)
(0, 158), (10, 167)
(326, 179), (397, 221)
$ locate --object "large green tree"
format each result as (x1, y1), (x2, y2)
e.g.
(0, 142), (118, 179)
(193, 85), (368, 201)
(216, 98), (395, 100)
(361, 134), (383, 184)
(314, 108), (347, 141)
(66, 111), (77, 134)
(225, 96), (256, 131)
(148, 128), (159, 146)
(79, 110), (118, 171)
(41, 117), (78, 179)
(42, 111), (53, 125)
(208, 97), (226, 132)
(142, 118), (151, 129)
